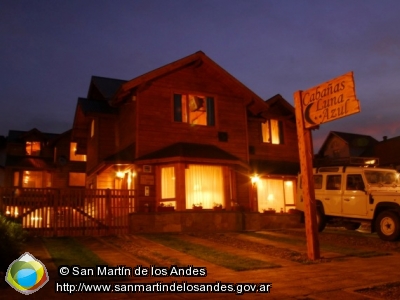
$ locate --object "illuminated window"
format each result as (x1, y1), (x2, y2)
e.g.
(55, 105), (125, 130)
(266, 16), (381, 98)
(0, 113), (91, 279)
(257, 178), (294, 212)
(70, 142), (86, 161)
(22, 171), (47, 188)
(161, 166), (175, 199)
(91, 119), (95, 137)
(69, 172), (86, 187)
(261, 119), (284, 144)
(174, 94), (215, 126)
(185, 165), (223, 209)
(26, 141), (41, 156)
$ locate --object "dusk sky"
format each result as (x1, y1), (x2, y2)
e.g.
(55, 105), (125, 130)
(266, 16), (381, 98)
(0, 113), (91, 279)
(1, 0), (400, 151)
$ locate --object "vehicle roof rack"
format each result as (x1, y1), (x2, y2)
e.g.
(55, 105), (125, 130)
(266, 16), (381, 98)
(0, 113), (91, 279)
(314, 157), (379, 168)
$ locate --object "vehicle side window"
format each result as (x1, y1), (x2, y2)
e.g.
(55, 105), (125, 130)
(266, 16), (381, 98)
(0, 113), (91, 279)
(326, 175), (341, 190)
(346, 174), (365, 191)
(314, 175), (323, 189)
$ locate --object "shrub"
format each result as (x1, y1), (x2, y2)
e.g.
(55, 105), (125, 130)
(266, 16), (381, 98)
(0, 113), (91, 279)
(0, 214), (28, 272)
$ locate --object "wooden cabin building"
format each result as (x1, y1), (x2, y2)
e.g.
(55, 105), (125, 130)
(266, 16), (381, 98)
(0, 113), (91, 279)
(315, 131), (378, 166)
(2, 128), (86, 189)
(71, 51), (300, 213)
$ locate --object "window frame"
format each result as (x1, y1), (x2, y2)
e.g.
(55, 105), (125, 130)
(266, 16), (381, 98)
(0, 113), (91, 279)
(26, 141), (41, 156)
(261, 119), (284, 145)
(173, 93), (215, 126)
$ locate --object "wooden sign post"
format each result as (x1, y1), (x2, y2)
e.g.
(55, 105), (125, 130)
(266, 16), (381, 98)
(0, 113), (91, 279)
(294, 71), (360, 260)
(294, 91), (320, 260)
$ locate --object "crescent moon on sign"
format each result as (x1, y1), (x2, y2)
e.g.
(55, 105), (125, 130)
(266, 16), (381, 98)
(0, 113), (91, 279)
(304, 102), (317, 126)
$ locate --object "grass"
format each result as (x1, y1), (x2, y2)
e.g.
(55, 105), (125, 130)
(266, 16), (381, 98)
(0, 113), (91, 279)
(42, 237), (122, 281)
(141, 233), (281, 271)
(131, 250), (182, 266)
(246, 231), (389, 258)
(244, 231), (305, 246)
(42, 237), (107, 267)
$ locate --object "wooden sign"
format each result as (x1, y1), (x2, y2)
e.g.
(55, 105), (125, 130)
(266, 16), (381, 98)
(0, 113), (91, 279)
(302, 72), (360, 128)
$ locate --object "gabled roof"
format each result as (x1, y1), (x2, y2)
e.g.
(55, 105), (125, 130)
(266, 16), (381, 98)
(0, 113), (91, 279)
(251, 94), (295, 120)
(111, 51), (266, 114)
(318, 131), (378, 157)
(264, 94), (294, 114)
(7, 129), (60, 143)
(87, 76), (127, 101)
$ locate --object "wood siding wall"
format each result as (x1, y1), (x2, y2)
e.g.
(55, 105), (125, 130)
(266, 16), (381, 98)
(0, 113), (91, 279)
(247, 118), (299, 162)
(86, 116), (117, 173)
(134, 64), (250, 162)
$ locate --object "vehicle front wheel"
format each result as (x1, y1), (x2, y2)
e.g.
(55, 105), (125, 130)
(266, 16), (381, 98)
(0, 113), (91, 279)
(375, 211), (400, 241)
(316, 208), (326, 232)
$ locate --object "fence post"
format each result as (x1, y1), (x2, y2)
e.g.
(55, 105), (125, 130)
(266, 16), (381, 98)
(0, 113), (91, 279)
(53, 189), (59, 237)
(106, 189), (111, 235)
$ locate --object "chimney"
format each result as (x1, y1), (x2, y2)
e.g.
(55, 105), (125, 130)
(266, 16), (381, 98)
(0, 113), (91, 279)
(383, 136), (388, 141)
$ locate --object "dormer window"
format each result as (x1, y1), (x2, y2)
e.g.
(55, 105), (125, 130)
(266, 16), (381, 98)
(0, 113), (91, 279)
(173, 94), (215, 126)
(26, 141), (41, 156)
(261, 119), (284, 144)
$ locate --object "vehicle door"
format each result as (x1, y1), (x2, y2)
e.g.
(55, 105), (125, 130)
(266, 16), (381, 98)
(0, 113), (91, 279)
(342, 174), (368, 216)
(322, 174), (342, 215)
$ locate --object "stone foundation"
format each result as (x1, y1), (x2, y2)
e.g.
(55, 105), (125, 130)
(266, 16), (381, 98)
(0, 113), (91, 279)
(129, 211), (303, 233)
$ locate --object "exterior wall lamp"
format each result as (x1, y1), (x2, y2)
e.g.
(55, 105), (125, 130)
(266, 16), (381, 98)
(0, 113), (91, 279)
(251, 174), (260, 185)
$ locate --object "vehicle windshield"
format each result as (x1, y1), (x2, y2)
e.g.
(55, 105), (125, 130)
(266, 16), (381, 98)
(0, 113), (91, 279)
(364, 170), (399, 185)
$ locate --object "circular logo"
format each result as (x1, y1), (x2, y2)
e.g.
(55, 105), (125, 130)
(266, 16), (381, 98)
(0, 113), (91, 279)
(5, 252), (49, 295)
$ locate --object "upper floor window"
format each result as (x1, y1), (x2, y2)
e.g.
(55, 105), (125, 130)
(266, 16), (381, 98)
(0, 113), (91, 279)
(70, 142), (86, 162)
(174, 94), (215, 126)
(26, 141), (41, 156)
(261, 119), (284, 144)
(90, 119), (95, 138)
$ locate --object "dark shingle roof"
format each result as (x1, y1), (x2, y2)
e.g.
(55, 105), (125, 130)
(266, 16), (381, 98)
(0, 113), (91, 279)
(5, 155), (54, 169)
(323, 131), (378, 157)
(136, 142), (241, 162)
(7, 129), (60, 143)
(90, 76), (127, 100)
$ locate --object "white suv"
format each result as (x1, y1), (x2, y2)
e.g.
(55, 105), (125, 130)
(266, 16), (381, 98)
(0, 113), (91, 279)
(296, 165), (400, 241)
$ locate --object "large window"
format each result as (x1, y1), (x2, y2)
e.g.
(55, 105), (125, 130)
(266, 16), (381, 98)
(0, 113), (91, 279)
(174, 94), (215, 126)
(26, 141), (41, 156)
(257, 178), (295, 212)
(21, 171), (51, 188)
(161, 166), (175, 199)
(261, 119), (284, 144)
(185, 165), (223, 208)
(70, 142), (86, 161)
